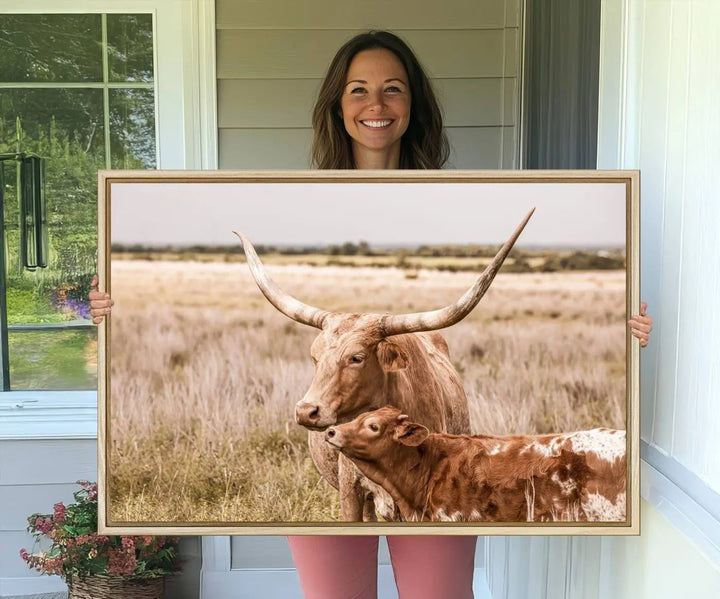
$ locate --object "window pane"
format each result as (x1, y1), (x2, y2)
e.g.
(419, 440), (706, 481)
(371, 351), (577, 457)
(9, 329), (97, 390)
(1, 89), (103, 390)
(1, 88), (104, 288)
(110, 89), (156, 168)
(0, 88), (105, 158)
(0, 13), (157, 391)
(0, 14), (102, 82)
(107, 14), (154, 83)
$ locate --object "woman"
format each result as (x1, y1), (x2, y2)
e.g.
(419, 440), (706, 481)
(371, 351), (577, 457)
(90, 31), (652, 599)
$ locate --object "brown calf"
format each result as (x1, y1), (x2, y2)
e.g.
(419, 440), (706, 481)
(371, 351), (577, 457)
(326, 406), (626, 523)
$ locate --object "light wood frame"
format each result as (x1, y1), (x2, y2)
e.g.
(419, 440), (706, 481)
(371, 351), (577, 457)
(98, 169), (640, 535)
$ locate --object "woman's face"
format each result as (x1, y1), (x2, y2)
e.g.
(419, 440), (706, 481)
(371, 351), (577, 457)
(340, 48), (411, 164)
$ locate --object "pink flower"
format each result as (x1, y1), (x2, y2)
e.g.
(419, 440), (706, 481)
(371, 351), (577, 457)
(108, 548), (137, 576)
(19, 548), (29, 561)
(76, 480), (98, 500)
(92, 533), (110, 545)
(75, 534), (91, 545)
(121, 537), (135, 550)
(53, 502), (66, 522)
(44, 556), (63, 576)
(34, 517), (54, 535)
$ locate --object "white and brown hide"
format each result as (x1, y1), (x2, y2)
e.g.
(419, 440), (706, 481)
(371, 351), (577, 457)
(326, 406), (627, 523)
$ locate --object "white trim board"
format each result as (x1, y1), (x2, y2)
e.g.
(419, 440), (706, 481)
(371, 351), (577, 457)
(641, 456), (720, 566)
(0, 575), (66, 598)
(642, 441), (720, 523)
(0, 392), (96, 440)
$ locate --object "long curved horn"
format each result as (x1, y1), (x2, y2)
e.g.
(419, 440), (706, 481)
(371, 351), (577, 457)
(234, 232), (330, 329)
(381, 208), (535, 336)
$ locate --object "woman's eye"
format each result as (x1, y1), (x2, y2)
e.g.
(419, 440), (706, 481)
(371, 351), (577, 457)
(350, 87), (366, 94)
(385, 86), (401, 93)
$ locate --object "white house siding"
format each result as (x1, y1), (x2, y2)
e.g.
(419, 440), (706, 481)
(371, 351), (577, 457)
(0, 440), (96, 598)
(0, 437), (201, 599)
(612, 0), (720, 493)
(215, 0), (522, 169)
(487, 1), (720, 597)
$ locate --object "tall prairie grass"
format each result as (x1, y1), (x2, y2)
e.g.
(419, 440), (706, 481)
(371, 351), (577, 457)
(108, 261), (625, 523)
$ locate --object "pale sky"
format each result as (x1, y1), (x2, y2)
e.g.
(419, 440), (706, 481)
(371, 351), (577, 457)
(110, 181), (627, 248)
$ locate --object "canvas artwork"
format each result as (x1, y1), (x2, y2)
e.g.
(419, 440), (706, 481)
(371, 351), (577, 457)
(98, 171), (639, 535)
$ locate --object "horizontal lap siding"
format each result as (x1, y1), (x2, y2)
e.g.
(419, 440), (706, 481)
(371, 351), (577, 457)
(0, 440), (96, 583)
(216, 0), (511, 30)
(217, 30), (514, 79)
(218, 79), (515, 128)
(216, 0), (521, 170)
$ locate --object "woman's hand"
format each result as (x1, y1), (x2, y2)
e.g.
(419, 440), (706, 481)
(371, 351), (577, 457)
(628, 301), (652, 347)
(88, 275), (114, 324)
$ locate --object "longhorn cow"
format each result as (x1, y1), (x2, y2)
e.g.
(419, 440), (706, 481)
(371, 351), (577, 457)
(235, 208), (534, 521)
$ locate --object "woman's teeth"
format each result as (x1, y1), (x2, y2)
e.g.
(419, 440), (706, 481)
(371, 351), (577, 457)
(362, 120), (392, 128)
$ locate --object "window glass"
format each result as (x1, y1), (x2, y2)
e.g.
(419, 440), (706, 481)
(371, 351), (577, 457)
(107, 14), (154, 83)
(0, 13), (155, 391)
(9, 330), (96, 390)
(110, 88), (156, 168)
(0, 14), (103, 82)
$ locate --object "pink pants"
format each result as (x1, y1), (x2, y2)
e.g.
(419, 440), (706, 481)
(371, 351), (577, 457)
(287, 535), (476, 599)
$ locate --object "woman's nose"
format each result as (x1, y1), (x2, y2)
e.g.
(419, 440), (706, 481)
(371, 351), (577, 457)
(366, 90), (385, 110)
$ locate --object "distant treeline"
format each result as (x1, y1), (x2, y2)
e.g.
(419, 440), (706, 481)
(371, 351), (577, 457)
(111, 242), (623, 258)
(111, 243), (626, 272)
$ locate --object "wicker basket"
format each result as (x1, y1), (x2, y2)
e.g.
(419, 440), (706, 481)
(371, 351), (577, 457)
(67, 575), (165, 599)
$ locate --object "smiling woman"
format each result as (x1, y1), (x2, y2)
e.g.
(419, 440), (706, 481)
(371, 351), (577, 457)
(339, 48), (411, 169)
(311, 30), (448, 170)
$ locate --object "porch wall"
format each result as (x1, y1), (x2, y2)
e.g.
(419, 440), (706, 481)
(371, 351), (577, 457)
(0, 439), (96, 598)
(487, 0), (720, 596)
(215, 0), (522, 169)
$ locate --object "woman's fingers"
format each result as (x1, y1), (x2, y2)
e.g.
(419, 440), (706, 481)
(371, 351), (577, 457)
(89, 274), (114, 324)
(88, 293), (113, 306)
(628, 308), (653, 347)
(628, 317), (652, 333)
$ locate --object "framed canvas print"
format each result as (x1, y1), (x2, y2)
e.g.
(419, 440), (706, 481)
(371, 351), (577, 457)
(97, 170), (640, 535)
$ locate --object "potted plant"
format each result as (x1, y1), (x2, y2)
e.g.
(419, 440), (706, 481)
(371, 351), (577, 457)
(20, 481), (181, 598)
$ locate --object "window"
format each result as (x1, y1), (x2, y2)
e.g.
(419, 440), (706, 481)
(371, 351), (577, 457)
(0, 0), (215, 439)
(1, 13), (156, 390)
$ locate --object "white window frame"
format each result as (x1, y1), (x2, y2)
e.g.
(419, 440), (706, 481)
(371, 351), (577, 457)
(0, 0), (217, 440)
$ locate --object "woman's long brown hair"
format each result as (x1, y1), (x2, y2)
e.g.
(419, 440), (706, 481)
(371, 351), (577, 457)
(311, 31), (449, 170)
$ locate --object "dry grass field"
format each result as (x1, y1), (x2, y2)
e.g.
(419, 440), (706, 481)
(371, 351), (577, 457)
(108, 260), (626, 523)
